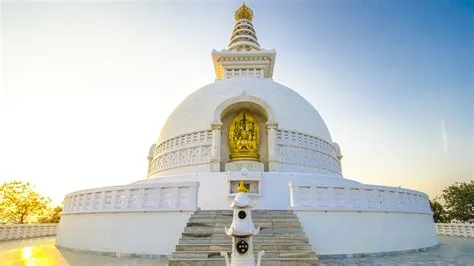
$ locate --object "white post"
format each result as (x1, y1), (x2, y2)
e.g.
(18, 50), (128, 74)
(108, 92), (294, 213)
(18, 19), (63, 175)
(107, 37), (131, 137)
(288, 182), (295, 208)
(266, 122), (279, 171)
(210, 122), (223, 172)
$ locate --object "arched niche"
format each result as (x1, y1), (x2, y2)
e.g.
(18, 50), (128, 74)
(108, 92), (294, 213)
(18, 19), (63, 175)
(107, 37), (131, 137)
(213, 92), (276, 172)
(213, 91), (276, 124)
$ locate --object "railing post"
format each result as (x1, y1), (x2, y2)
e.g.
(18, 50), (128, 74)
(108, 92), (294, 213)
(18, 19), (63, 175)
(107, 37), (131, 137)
(288, 182), (294, 208)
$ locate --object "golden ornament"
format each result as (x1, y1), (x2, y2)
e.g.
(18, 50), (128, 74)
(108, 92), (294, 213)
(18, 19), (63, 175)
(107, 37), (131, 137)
(234, 3), (254, 21)
(228, 110), (260, 161)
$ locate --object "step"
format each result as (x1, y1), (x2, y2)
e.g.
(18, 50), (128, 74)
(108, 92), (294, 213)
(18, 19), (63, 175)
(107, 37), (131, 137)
(184, 227), (304, 233)
(189, 216), (299, 221)
(196, 210), (294, 214)
(176, 243), (312, 252)
(191, 212), (298, 220)
(181, 231), (307, 239)
(187, 221), (302, 228)
(172, 251), (317, 259)
(179, 237), (309, 245)
(190, 215), (297, 220)
(192, 211), (297, 215)
(172, 210), (318, 264)
(168, 258), (319, 266)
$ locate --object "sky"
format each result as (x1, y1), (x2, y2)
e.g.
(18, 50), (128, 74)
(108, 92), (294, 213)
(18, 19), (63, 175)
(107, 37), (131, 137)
(0, 0), (472, 204)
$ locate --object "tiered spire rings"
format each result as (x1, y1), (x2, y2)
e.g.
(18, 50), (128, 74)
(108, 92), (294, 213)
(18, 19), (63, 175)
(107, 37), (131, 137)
(212, 2), (276, 79)
(228, 3), (260, 51)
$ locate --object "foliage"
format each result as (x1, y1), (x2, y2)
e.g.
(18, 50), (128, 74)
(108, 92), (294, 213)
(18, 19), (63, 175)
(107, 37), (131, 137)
(442, 181), (474, 223)
(0, 181), (51, 224)
(38, 206), (63, 224)
(429, 200), (449, 223)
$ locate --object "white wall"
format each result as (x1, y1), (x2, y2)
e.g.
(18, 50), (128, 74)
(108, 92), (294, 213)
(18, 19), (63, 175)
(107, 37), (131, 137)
(297, 211), (438, 255)
(56, 212), (191, 255)
(59, 172), (437, 256)
(57, 181), (199, 255)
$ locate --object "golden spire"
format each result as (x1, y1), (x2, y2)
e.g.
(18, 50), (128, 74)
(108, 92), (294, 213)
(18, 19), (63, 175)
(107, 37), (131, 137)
(238, 180), (249, 193)
(234, 3), (254, 21)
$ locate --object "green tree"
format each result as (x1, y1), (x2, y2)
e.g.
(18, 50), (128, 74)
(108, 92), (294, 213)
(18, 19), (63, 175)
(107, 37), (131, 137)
(430, 200), (449, 223)
(0, 181), (51, 224)
(38, 206), (62, 223)
(442, 181), (474, 223)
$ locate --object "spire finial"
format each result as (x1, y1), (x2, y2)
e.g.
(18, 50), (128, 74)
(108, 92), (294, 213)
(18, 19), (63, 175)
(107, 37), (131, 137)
(235, 2), (254, 21)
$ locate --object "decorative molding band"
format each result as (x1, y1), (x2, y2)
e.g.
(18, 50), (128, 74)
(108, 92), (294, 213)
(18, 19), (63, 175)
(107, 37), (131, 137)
(276, 129), (337, 157)
(62, 182), (199, 214)
(153, 130), (212, 158)
(149, 145), (212, 174)
(277, 145), (342, 174)
(289, 182), (432, 214)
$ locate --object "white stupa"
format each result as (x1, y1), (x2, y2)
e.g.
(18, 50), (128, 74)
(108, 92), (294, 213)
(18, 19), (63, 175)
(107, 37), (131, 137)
(56, 3), (438, 259)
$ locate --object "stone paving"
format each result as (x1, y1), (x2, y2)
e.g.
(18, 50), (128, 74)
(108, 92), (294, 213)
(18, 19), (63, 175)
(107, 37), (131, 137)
(0, 237), (167, 266)
(0, 236), (472, 265)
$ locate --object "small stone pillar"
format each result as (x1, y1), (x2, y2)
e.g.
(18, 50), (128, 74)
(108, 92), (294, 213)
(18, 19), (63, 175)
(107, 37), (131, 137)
(333, 142), (343, 175)
(210, 122), (223, 172)
(266, 122), (279, 171)
(147, 144), (156, 175)
(221, 181), (264, 266)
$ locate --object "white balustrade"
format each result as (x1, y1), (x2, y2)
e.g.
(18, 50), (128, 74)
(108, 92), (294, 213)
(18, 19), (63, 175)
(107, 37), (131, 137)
(149, 130), (213, 174)
(62, 182), (199, 214)
(276, 129), (342, 175)
(0, 224), (57, 241)
(436, 223), (474, 238)
(289, 182), (431, 214)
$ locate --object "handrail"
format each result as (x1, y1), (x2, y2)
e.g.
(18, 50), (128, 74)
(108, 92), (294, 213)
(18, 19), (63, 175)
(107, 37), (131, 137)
(289, 182), (431, 214)
(436, 223), (473, 238)
(0, 224), (57, 241)
(62, 182), (199, 214)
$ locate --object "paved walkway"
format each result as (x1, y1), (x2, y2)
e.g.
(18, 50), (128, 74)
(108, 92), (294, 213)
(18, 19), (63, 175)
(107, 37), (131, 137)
(0, 237), (167, 266)
(0, 236), (472, 265)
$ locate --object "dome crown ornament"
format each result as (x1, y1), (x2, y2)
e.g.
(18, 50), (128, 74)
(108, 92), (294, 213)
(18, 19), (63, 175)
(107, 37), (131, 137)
(235, 3), (254, 21)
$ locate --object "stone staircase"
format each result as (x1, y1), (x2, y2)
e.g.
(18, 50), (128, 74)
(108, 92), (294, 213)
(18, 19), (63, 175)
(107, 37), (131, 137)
(169, 210), (318, 266)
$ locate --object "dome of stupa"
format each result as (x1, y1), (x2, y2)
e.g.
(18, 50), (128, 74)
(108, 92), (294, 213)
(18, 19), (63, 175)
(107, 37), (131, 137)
(157, 78), (332, 144)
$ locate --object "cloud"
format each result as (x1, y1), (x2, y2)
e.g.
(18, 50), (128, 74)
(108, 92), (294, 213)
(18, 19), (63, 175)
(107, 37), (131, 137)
(440, 120), (449, 158)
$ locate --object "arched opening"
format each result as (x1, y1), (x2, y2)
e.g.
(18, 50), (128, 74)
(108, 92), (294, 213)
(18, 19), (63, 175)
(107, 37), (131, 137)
(219, 101), (269, 171)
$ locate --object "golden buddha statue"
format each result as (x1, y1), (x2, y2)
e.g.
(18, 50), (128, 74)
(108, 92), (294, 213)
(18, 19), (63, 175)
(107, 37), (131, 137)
(228, 111), (260, 161)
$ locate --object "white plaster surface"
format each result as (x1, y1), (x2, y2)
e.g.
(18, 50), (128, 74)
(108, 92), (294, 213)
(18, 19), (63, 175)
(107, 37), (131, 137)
(225, 161), (264, 172)
(56, 212), (192, 256)
(297, 211), (438, 255)
(58, 171), (437, 256)
(157, 78), (332, 143)
(58, 168), (436, 255)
